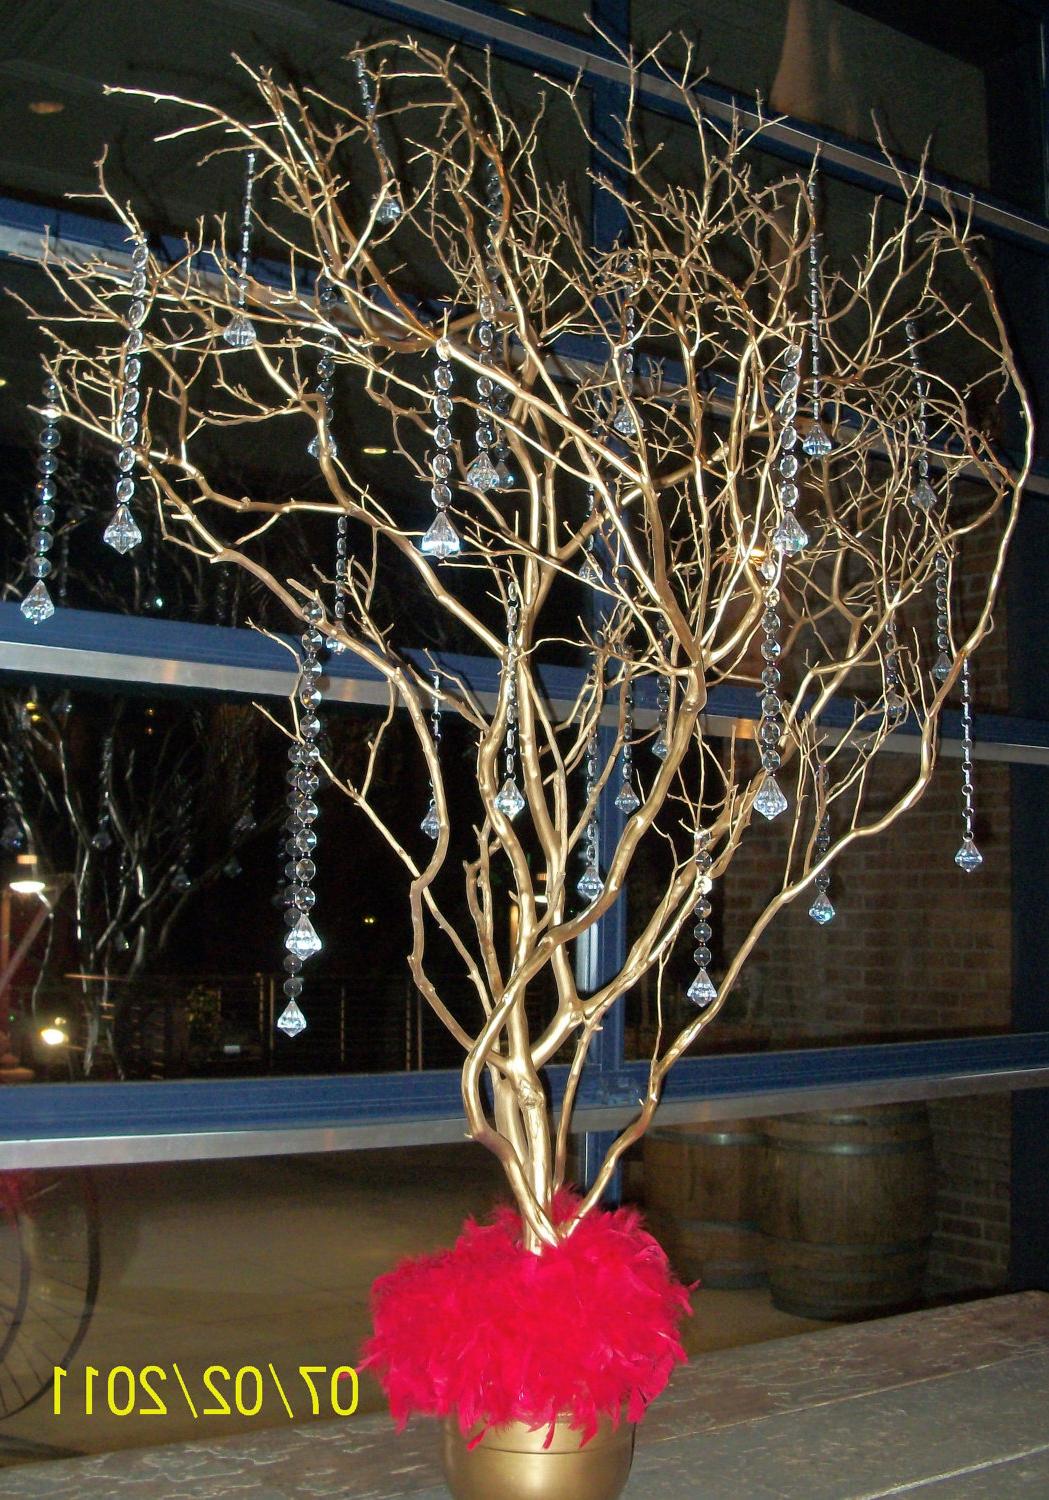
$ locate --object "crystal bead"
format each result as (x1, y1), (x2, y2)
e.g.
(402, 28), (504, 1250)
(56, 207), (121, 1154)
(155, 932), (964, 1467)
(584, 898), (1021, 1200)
(773, 511), (809, 555)
(911, 478), (937, 512)
(420, 511), (462, 559)
(955, 836), (983, 874)
(285, 912), (322, 958)
(131, 243), (148, 269)
(432, 452), (452, 479)
(374, 192), (403, 224)
(693, 945), (712, 966)
(33, 504), (55, 527)
(754, 773), (788, 821)
(784, 344), (803, 367)
(307, 433), (338, 460)
(90, 826), (112, 852)
(652, 731), (669, 760)
(421, 802), (440, 839)
(809, 891), (835, 925)
(932, 650), (952, 683)
(781, 425), (798, 450)
(38, 454), (57, 476)
(779, 481), (799, 508)
(781, 370), (800, 393)
(126, 328), (143, 354)
(495, 776), (525, 820)
(579, 554), (601, 586)
(615, 781), (641, 815)
(39, 426), (60, 450)
(282, 976), (303, 999)
(885, 688), (907, 722)
(779, 452), (799, 478)
(37, 478), (56, 502)
(761, 639), (781, 661)
(116, 477), (135, 503)
(466, 451), (498, 491)
(19, 581), (54, 624)
(30, 529), (52, 554)
(433, 394), (453, 419)
(173, 867), (193, 892)
(693, 921), (712, 943)
(761, 666), (781, 688)
(103, 504), (143, 554)
(117, 446), (136, 471)
(761, 750), (782, 771)
(223, 312), (257, 348)
(130, 271), (147, 296)
(431, 482), (452, 509)
(128, 299), (147, 326)
(761, 692), (782, 716)
(687, 969), (717, 1007)
(119, 416), (139, 442)
(435, 365), (453, 390)
(803, 423), (832, 457)
(434, 422), (452, 449)
(577, 863), (604, 902)
(276, 999), (308, 1036)
(611, 404), (637, 438)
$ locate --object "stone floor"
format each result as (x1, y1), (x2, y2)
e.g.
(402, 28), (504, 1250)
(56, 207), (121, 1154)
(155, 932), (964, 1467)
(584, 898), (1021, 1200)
(0, 1145), (828, 1467)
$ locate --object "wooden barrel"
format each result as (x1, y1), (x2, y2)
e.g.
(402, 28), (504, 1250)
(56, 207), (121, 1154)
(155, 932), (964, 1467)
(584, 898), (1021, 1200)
(643, 1120), (767, 1288)
(760, 1105), (934, 1320)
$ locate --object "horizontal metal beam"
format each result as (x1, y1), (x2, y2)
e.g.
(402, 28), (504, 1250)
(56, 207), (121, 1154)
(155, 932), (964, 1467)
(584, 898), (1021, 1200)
(3, 603), (1049, 764)
(1, 1032), (1045, 1167)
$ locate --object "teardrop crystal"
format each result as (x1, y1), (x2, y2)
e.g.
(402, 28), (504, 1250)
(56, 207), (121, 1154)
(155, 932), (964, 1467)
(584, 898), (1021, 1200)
(222, 312), (257, 348)
(20, 580), (54, 624)
(103, 504), (143, 555)
(955, 836), (983, 874)
(808, 891), (836, 925)
(276, 999), (308, 1036)
(611, 403), (637, 438)
(615, 781), (641, 815)
(772, 511), (809, 555)
(466, 451), (498, 491)
(285, 912), (322, 959)
(753, 772), (788, 821)
(494, 776), (525, 820)
(421, 802), (440, 839)
(911, 478), (937, 512)
(802, 422), (832, 458)
(576, 863), (604, 902)
(687, 969), (717, 1007)
(420, 511), (462, 559)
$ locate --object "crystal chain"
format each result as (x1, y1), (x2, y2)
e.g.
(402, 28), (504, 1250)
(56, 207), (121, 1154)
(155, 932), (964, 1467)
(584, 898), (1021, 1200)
(104, 235), (148, 555)
(307, 272), (338, 460)
(223, 153), (258, 348)
(20, 369), (64, 623)
(803, 224), (832, 459)
(905, 317), (937, 513)
(955, 656), (983, 873)
(419, 337), (462, 560)
(687, 830), (717, 1007)
(354, 57), (402, 224)
(494, 580), (525, 821)
(809, 762), (835, 924)
(421, 673), (443, 840)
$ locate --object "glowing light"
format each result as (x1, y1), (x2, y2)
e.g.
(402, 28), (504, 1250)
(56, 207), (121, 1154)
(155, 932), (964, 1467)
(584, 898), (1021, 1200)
(40, 1025), (68, 1046)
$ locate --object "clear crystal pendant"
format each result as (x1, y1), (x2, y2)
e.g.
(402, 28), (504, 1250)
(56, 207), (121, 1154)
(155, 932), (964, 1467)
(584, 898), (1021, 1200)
(773, 511), (809, 555)
(577, 863), (604, 902)
(466, 451), (498, 491)
(222, 312), (257, 348)
(495, 776), (525, 820)
(579, 554), (602, 586)
(285, 912), (322, 959)
(687, 969), (717, 1007)
(20, 580), (54, 624)
(420, 511), (462, 559)
(615, 780), (641, 815)
(955, 835), (983, 873)
(885, 687), (907, 722)
(611, 403), (637, 438)
(911, 478), (937, 511)
(374, 192), (403, 224)
(802, 422), (832, 457)
(932, 649), (952, 683)
(495, 459), (514, 489)
(103, 504), (143, 555)
(276, 999), (308, 1037)
(307, 433), (338, 459)
(420, 801), (440, 839)
(754, 772), (788, 821)
(652, 731), (669, 761)
(809, 890), (835, 925)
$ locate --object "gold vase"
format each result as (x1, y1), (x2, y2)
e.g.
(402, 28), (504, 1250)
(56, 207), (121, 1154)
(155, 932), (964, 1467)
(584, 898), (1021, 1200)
(440, 1413), (635, 1500)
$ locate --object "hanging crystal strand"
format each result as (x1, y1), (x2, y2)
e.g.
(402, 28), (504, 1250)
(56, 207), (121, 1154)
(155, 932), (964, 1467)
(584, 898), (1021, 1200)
(328, 513), (349, 654)
(687, 829), (717, 1007)
(809, 762), (835, 924)
(467, 248), (500, 493)
(577, 725), (604, 902)
(652, 627), (671, 760)
(494, 578), (526, 820)
(482, 167), (515, 490)
(615, 665), (641, 815)
(421, 672), (442, 840)
(354, 56), (402, 224)
(104, 235), (148, 555)
(91, 734), (115, 852)
(883, 616), (907, 723)
(773, 340), (809, 555)
(754, 351), (796, 822)
(611, 273), (640, 440)
(802, 210), (832, 460)
(955, 656), (983, 873)
(931, 546), (953, 684)
(419, 337), (462, 559)
(20, 370), (63, 623)
(307, 271), (338, 459)
(905, 316), (937, 513)
(223, 152), (258, 348)
(277, 601), (326, 1036)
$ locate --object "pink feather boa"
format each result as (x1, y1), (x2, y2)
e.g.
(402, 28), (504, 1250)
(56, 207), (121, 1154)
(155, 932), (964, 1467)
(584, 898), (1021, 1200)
(360, 1192), (692, 1442)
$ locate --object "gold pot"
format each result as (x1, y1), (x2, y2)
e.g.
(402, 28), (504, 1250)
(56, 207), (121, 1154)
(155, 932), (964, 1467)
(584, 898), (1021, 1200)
(440, 1413), (635, 1500)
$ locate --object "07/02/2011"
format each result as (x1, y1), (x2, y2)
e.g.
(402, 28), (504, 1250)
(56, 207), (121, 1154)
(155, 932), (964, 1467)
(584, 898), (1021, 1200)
(52, 1363), (359, 1419)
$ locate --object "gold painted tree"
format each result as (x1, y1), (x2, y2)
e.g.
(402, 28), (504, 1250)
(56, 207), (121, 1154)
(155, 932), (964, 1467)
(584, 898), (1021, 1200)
(34, 40), (1030, 1248)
